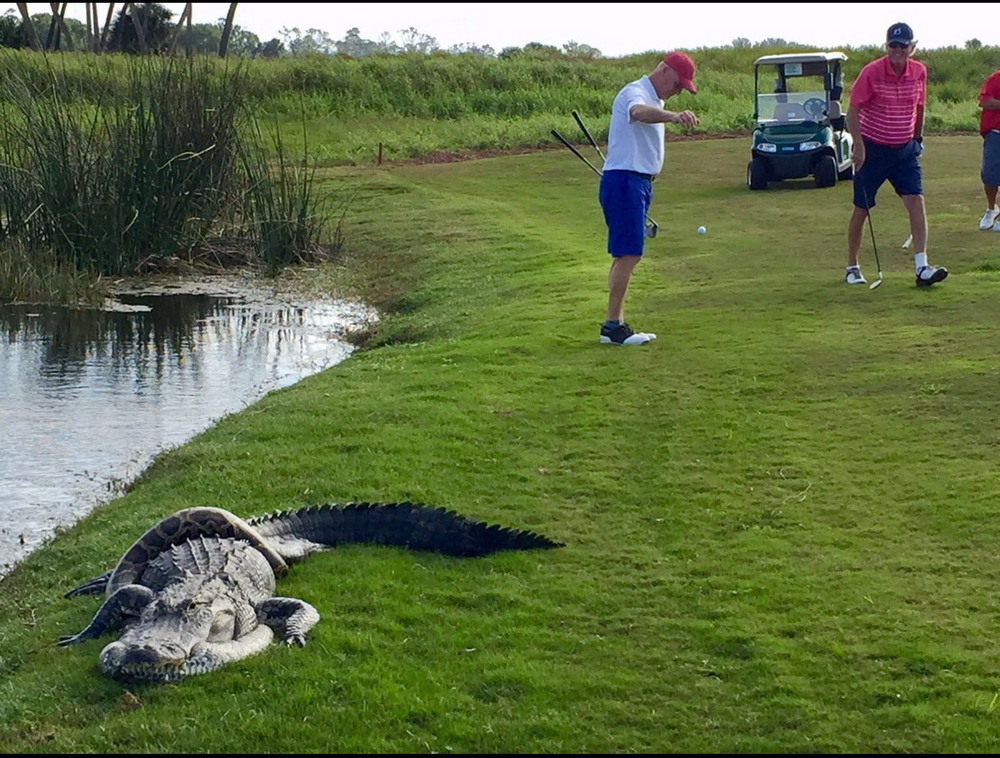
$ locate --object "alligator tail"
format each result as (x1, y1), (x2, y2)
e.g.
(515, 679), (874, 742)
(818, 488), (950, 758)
(248, 502), (563, 558)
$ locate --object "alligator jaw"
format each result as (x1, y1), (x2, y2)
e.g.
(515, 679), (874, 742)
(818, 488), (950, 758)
(99, 625), (275, 682)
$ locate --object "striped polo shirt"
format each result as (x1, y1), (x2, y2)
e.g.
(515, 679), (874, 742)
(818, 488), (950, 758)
(849, 55), (926, 146)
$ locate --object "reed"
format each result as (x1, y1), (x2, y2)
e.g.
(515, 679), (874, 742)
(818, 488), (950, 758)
(0, 52), (330, 302)
(234, 118), (331, 274)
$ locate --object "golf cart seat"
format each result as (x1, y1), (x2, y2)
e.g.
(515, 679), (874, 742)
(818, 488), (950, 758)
(827, 100), (845, 129)
(774, 102), (805, 122)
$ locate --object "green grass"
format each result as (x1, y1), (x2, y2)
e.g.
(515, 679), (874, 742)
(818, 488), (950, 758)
(4, 135), (1000, 752)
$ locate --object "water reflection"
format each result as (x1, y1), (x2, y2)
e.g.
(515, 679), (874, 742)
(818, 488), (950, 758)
(0, 290), (372, 577)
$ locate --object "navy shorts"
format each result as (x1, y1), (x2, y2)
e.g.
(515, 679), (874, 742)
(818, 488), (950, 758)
(599, 170), (653, 257)
(853, 138), (923, 209)
(982, 130), (1000, 188)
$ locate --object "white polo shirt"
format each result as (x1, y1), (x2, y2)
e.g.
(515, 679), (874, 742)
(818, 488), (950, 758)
(602, 75), (665, 176)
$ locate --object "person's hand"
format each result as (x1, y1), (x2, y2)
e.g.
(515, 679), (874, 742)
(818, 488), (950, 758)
(851, 141), (866, 171)
(915, 138), (924, 157)
(673, 110), (699, 128)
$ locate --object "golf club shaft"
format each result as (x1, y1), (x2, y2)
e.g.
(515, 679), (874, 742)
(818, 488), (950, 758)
(571, 110), (607, 162)
(861, 186), (882, 276)
(550, 129), (603, 177)
(551, 129), (659, 230)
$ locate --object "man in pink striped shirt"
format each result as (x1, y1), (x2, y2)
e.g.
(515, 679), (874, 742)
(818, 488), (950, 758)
(844, 22), (948, 288)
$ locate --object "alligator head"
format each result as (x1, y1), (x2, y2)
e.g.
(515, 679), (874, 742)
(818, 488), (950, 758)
(98, 576), (276, 683)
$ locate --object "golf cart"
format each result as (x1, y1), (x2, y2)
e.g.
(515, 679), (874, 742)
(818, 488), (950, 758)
(747, 52), (854, 190)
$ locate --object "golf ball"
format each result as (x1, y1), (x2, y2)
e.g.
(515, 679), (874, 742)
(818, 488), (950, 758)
(697, 226), (707, 235)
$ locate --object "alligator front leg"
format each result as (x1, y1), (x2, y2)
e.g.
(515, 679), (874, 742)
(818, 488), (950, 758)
(256, 597), (320, 646)
(58, 584), (155, 646)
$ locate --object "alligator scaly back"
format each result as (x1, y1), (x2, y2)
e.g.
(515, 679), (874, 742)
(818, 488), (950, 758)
(249, 502), (563, 562)
(106, 506), (289, 593)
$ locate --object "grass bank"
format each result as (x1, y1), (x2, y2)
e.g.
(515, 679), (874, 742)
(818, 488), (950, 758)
(3, 135), (1000, 752)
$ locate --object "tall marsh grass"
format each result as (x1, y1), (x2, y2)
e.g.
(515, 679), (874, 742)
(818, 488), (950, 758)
(0, 52), (328, 303)
(236, 119), (339, 274)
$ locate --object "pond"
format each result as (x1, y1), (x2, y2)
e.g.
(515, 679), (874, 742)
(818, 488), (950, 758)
(0, 278), (374, 578)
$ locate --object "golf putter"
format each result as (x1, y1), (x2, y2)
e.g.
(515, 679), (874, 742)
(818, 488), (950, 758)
(861, 185), (883, 290)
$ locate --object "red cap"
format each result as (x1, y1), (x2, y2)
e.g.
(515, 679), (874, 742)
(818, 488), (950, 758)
(663, 51), (697, 94)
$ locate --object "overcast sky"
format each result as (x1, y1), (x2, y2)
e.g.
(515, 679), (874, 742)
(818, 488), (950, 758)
(36, 3), (1000, 57)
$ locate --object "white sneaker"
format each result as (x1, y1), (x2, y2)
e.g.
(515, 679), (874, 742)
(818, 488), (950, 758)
(600, 322), (656, 345)
(981, 207), (1000, 230)
(845, 267), (867, 285)
(993, 220), (1000, 232)
(915, 265), (948, 287)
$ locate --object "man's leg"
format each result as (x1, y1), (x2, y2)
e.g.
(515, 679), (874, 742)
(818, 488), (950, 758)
(607, 255), (641, 322)
(846, 155), (886, 284)
(900, 193), (927, 255)
(847, 206), (868, 268)
(983, 132), (1000, 229)
(901, 193), (947, 286)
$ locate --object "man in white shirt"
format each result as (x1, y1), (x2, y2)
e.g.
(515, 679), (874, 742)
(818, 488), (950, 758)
(599, 51), (699, 346)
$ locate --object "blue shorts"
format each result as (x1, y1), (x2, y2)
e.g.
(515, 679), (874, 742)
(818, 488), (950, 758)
(599, 170), (653, 257)
(853, 138), (923, 209)
(982, 130), (1000, 188)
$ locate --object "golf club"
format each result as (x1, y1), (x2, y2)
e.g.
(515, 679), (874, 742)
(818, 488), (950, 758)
(571, 109), (606, 162)
(551, 128), (602, 177)
(550, 127), (659, 237)
(861, 185), (883, 289)
(902, 234), (913, 248)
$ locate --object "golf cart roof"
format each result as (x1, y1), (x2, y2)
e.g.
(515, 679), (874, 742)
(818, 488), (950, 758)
(754, 52), (848, 66)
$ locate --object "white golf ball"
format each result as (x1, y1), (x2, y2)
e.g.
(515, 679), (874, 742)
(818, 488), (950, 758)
(697, 226), (707, 235)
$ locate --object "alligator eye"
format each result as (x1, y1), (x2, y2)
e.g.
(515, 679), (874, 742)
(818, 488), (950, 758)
(207, 611), (235, 643)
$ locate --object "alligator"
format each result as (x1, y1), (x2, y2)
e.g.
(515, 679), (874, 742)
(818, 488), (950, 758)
(58, 502), (562, 683)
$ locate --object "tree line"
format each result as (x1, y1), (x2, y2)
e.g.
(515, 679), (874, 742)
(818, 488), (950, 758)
(0, 2), (606, 59)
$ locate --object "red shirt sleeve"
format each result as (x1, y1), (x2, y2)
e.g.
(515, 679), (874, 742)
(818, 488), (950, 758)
(980, 70), (1000, 106)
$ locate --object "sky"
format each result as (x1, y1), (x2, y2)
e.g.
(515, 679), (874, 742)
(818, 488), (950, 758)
(35, 3), (1000, 57)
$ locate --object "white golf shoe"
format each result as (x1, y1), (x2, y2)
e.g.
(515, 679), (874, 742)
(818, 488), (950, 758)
(845, 267), (867, 285)
(980, 206), (1000, 230)
(600, 322), (656, 346)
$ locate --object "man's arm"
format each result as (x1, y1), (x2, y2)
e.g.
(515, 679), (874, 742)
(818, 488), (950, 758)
(630, 104), (698, 128)
(914, 103), (925, 141)
(847, 106), (865, 169)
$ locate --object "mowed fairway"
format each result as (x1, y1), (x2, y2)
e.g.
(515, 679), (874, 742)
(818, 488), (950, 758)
(4, 135), (1000, 753)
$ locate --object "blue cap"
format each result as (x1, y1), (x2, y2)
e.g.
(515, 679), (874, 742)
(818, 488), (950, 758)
(887, 22), (914, 44)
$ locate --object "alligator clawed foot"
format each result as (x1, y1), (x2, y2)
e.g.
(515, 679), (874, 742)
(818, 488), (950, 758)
(285, 634), (308, 647)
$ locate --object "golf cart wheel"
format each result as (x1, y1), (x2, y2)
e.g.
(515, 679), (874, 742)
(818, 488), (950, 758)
(814, 155), (838, 188)
(747, 157), (768, 190)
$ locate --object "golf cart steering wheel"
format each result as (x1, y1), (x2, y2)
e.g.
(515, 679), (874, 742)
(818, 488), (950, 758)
(802, 98), (827, 119)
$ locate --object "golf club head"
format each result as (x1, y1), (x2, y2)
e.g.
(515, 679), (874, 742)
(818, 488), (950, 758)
(645, 221), (658, 238)
(869, 276), (883, 290)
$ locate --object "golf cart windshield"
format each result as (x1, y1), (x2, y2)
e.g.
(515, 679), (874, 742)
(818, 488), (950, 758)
(757, 90), (828, 124)
(753, 53), (846, 126)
